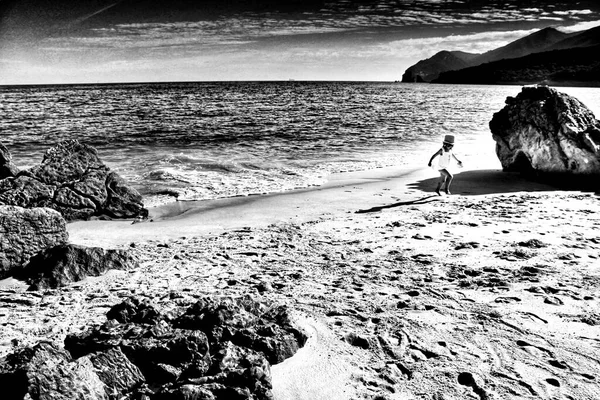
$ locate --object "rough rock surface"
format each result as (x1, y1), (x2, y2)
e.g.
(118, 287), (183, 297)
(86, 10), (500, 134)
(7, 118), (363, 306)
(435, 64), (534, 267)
(0, 296), (305, 400)
(0, 341), (144, 400)
(0, 205), (68, 279)
(489, 86), (600, 175)
(18, 244), (139, 290)
(0, 139), (147, 221)
(0, 142), (19, 179)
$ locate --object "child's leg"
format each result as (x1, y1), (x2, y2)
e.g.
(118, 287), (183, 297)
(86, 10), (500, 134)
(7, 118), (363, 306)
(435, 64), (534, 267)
(435, 172), (445, 195)
(441, 169), (454, 193)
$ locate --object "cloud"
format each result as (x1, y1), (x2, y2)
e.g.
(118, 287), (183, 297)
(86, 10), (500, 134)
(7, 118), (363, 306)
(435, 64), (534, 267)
(34, 1), (600, 56)
(553, 9), (593, 16)
(559, 19), (600, 32)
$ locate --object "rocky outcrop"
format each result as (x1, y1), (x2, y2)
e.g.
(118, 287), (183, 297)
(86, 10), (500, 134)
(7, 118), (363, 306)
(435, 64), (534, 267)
(0, 296), (306, 400)
(18, 244), (139, 290)
(0, 342), (144, 400)
(0, 142), (19, 179)
(0, 140), (147, 221)
(489, 86), (600, 175)
(0, 205), (68, 279)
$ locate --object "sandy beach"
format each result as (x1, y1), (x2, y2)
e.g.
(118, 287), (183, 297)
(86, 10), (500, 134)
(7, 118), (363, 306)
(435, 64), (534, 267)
(1, 160), (599, 399)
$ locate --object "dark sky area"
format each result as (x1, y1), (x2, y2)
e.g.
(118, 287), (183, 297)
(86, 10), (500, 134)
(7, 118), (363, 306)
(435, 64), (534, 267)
(1, 0), (600, 84)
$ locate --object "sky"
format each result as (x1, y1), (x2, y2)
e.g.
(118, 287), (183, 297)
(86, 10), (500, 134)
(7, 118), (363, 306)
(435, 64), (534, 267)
(1, 0), (600, 84)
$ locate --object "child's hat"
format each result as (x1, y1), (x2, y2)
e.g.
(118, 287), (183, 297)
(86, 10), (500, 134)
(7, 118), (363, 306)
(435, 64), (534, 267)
(443, 134), (455, 145)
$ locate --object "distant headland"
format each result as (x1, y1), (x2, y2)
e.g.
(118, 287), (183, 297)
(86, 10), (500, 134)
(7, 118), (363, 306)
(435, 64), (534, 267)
(402, 26), (600, 86)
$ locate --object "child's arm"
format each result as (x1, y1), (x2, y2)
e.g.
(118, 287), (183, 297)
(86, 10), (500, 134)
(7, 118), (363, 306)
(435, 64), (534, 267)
(452, 153), (463, 166)
(428, 149), (442, 167)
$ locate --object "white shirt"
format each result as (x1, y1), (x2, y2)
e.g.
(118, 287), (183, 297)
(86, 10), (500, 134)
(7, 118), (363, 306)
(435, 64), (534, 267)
(437, 149), (453, 170)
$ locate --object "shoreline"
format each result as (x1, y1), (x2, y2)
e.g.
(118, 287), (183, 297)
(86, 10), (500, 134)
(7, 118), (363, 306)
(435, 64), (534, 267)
(67, 160), (559, 248)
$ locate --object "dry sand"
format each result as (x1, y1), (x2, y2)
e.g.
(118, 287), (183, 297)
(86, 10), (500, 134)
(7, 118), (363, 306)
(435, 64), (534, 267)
(1, 163), (599, 399)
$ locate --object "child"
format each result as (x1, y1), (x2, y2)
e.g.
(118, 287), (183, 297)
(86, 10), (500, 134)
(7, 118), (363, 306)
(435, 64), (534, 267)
(428, 135), (463, 195)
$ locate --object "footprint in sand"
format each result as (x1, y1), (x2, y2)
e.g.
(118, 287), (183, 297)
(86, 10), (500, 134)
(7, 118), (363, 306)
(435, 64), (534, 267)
(548, 359), (570, 370)
(494, 296), (521, 303)
(544, 296), (564, 305)
(545, 378), (560, 387)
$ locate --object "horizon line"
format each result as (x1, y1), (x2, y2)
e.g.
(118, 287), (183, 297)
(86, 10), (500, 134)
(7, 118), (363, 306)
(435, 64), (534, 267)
(0, 79), (408, 88)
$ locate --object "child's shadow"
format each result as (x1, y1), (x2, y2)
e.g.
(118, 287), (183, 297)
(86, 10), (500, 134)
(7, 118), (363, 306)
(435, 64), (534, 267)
(409, 170), (564, 195)
(355, 168), (599, 214)
(356, 195), (440, 213)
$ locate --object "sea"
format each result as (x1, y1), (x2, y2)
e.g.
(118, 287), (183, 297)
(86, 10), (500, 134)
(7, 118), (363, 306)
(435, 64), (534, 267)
(1, 82), (599, 207)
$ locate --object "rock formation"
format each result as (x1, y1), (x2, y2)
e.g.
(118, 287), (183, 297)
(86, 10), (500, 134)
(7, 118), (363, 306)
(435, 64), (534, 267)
(1, 296), (306, 400)
(489, 86), (600, 176)
(0, 139), (147, 221)
(18, 244), (139, 290)
(0, 341), (144, 400)
(0, 205), (68, 279)
(0, 142), (19, 179)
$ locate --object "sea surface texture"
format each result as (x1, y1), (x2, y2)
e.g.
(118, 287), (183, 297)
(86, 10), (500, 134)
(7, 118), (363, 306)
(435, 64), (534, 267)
(2, 82), (599, 205)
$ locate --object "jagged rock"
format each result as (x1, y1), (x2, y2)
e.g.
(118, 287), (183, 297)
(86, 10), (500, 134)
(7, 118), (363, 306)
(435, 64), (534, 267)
(88, 347), (146, 397)
(0, 139), (147, 221)
(0, 205), (68, 279)
(61, 296), (306, 400)
(0, 341), (107, 400)
(104, 172), (147, 219)
(18, 244), (139, 290)
(106, 296), (163, 325)
(489, 86), (600, 176)
(173, 297), (306, 364)
(0, 142), (19, 179)
(0, 342), (144, 400)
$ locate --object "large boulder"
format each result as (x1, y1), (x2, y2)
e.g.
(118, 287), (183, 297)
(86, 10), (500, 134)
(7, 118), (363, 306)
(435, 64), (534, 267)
(0, 205), (68, 279)
(0, 140), (147, 221)
(18, 244), (139, 290)
(0, 142), (19, 179)
(489, 86), (600, 175)
(61, 296), (307, 400)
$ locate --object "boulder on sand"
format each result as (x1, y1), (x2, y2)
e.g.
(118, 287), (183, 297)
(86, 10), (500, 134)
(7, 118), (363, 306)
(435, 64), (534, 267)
(0, 205), (68, 279)
(0, 139), (147, 221)
(489, 86), (600, 176)
(18, 244), (139, 290)
(0, 295), (306, 400)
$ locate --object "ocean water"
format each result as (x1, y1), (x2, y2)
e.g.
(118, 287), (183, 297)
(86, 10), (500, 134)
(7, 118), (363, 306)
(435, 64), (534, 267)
(1, 82), (599, 206)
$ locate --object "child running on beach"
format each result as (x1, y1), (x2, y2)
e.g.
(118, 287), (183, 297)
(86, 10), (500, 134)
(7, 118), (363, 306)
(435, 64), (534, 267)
(428, 135), (463, 195)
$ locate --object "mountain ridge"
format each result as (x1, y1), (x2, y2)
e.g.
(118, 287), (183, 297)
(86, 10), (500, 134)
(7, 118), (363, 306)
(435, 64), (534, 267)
(432, 44), (600, 86)
(401, 25), (600, 84)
